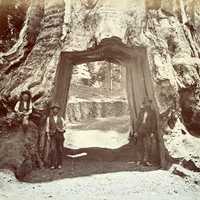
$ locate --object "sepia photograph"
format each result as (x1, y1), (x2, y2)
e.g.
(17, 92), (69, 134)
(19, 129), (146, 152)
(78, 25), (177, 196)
(0, 0), (200, 199)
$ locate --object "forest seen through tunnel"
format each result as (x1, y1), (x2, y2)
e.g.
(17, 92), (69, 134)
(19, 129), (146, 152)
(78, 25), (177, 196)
(65, 61), (130, 150)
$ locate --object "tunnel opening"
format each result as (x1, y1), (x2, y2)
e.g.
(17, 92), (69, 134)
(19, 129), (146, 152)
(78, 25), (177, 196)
(53, 37), (161, 167)
(65, 61), (130, 150)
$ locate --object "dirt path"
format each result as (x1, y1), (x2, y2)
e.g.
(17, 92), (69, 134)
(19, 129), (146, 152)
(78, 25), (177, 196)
(1, 167), (200, 200)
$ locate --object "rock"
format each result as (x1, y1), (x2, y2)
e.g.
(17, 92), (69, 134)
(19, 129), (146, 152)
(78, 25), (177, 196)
(16, 159), (33, 180)
(172, 167), (187, 178)
(171, 164), (200, 185)
(181, 159), (200, 172)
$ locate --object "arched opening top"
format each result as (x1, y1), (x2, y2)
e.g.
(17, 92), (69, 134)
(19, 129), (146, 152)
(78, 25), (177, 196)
(60, 36), (146, 66)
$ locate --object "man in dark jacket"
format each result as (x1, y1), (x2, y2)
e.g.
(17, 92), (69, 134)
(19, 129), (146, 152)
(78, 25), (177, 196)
(46, 103), (65, 169)
(134, 98), (157, 166)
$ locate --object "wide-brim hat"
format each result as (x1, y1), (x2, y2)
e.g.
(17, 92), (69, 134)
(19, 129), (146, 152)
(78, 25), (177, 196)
(50, 103), (61, 109)
(21, 90), (31, 97)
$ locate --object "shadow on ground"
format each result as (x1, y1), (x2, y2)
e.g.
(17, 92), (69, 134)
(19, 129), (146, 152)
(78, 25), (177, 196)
(23, 141), (161, 183)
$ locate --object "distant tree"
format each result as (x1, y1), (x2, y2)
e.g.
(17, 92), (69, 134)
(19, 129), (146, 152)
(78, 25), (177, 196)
(0, 0), (30, 52)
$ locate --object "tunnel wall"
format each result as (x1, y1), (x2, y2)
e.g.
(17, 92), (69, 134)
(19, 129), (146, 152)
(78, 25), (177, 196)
(126, 48), (155, 122)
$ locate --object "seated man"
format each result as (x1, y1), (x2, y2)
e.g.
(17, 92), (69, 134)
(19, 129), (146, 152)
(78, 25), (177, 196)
(46, 103), (66, 169)
(14, 90), (33, 132)
(134, 98), (157, 166)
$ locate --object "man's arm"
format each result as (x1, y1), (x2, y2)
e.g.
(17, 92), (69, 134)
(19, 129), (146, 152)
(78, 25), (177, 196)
(46, 117), (50, 139)
(133, 111), (143, 138)
(61, 117), (66, 132)
(14, 101), (22, 114)
(151, 110), (157, 135)
(135, 110), (143, 132)
(26, 101), (33, 115)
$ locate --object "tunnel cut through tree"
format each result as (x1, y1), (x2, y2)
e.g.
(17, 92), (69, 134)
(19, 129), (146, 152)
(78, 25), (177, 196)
(53, 36), (165, 166)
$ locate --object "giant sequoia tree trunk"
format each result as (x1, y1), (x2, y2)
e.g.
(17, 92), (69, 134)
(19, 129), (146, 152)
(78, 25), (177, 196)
(1, 0), (200, 178)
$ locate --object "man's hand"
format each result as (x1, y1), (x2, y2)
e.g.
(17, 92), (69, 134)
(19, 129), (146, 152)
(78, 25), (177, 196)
(134, 132), (138, 138)
(150, 133), (154, 138)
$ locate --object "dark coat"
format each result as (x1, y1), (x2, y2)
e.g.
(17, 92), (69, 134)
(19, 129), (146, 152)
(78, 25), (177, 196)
(49, 115), (64, 136)
(135, 107), (157, 138)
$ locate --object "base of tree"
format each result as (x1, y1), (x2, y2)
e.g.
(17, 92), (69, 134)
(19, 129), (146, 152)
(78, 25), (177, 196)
(0, 121), (43, 180)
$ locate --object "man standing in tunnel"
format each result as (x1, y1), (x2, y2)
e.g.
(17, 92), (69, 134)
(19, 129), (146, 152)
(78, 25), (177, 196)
(46, 103), (66, 169)
(134, 98), (157, 166)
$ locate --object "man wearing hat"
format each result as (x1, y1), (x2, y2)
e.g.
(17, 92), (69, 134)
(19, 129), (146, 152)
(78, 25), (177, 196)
(134, 97), (157, 166)
(46, 103), (66, 169)
(14, 90), (33, 132)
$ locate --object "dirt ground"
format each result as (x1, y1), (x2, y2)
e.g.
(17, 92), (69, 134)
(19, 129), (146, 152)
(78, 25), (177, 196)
(1, 117), (200, 199)
(1, 167), (200, 200)
(23, 157), (158, 183)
